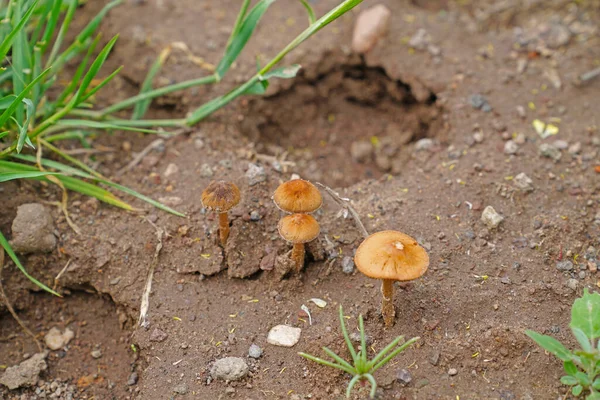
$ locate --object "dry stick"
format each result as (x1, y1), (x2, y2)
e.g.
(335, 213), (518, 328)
(52, 259), (72, 292)
(138, 218), (164, 328)
(316, 182), (369, 239)
(0, 250), (43, 352)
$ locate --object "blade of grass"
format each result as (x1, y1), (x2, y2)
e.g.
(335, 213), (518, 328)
(298, 353), (355, 374)
(346, 375), (362, 398)
(298, 0), (316, 24)
(0, 0), (37, 63)
(0, 230), (60, 296)
(369, 336), (404, 366)
(215, 0), (276, 78)
(29, 0), (51, 49)
(72, 35), (119, 105)
(132, 47), (171, 120)
(322, 347), (355, 372)
(31, 45), (43, 111)
(339, 306), (358, 363)
(225, 0), (250, 49)
(39, 0), (63, 53)
(371, 337), (420, 373)
(16, 98), (35, 152)
(0, 170), (61, 182)
(11, 0), (32, 123)
(55, 119), (164, 133)
(39, 138), (101, 178)
(44, 130), (94, 143)
(78, 66), (123, 104)
(0, 67), (50, 128)
(56, 34), (101, 106)
(45, 0), (76, 69)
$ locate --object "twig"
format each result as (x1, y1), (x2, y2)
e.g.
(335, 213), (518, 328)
(138, 218), (164, 328)
(117, 139), (165, 176)
(52, 259), (71, 292)
(316, 182), (369, 239)
(0, 249), (43, 352)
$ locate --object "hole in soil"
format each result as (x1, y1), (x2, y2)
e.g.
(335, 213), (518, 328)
(240, 53), (442, 188)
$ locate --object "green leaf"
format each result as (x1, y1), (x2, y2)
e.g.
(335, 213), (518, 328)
(571, 289), (600, 342)
(588, 393), (600, 400)
(0, 0), (37, 63)
(0, 68), (50, 129)
(525, 330), (574, 361)
(242, 80), (268, 95)
(561, 375), (579, 385)
(0, 171), (61, 182)
(215, 0), (276, 78)
(572, 384), (583, 396)
(564, 360), (578, 376)
(593, 378), (600, 390)
(261, 64), (302, 80)
(0, 95), (17, 109)
(16, 98), (34, 153)
(0, 230), (60, 296)
(572, 327), (594, 353)
(575, 371), (591, 387)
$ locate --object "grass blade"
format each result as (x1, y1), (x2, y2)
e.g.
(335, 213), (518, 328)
(0, 171), (61, 182)
(346, 375), (361, 398)
(45, 0), (76, 69)
(0, 67), (50, 128)
(39, 0), (63, 54)
(11, 1), (32, 123)
(339, 306), (358, 363)
(371, 337), (419, 373)
(55, 119), (162, 134)
(0, 230), (60, 296)
(78, 66), (123, 104)
(215, 0), (276, 78)
(72, 35), (119, 105)
(132, 47), (171, 120)
(56, 34), (101, 106)
(298, 0), (316, 24)
(0, 0), (37, 63)
(16, 98), (35, 152)
(322, 347), (355, 372)
(225, 0), (250, 49)
(298, 353), (355, 374)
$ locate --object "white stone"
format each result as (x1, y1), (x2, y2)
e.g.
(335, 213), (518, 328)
(481, 206), (504, 229)
(352, 5), (391, 53)
(163, 163), (179, 178)
(513, 172), (533, 192)
(44, 327), (74, 351)
(267, 325), (301, 347)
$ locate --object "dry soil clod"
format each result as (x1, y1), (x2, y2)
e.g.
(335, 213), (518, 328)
(354, 230), (429, 327)
(201, 180), (241, 246)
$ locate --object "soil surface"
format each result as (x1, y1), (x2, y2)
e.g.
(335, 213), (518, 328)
(1, 0), (600, 399)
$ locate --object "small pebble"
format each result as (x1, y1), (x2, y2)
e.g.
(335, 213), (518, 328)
(90, 349), (102, 359)
(341, 256), (355, 274)
(396, 369), (412, 386)
(504, 140), (518, 155)
(248, 344), (263, 359)
(448, 368), (458, 376)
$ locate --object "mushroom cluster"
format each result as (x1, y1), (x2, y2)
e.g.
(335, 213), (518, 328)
(354, 230), (429, 327)
(273, 179), (323, 273)
(201, 180), (241, 246)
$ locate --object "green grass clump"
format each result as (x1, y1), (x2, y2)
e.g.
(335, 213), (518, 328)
(299, 305), (420, 398)
(0, 0), (362, 293)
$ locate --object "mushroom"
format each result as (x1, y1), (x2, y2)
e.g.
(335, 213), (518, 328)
(273, 179), (322, 214)
(354, 230), (429, 327)
(201, 180), (241, 246)
(278, 213), (320, 273)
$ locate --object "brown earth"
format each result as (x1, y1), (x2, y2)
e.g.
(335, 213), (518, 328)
(1, 0), (600, 399)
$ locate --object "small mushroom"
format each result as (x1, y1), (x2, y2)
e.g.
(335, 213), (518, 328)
(278, 213), (320, 273)
(201, 180), (241, 246)
(354, 230), (429, 327)
(273, 179), (322, 214)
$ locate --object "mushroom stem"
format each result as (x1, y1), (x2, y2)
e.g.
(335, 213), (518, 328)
(291, 243), (305, 273)
(218, 212), (230, 246)
(381, 279), (395, 327)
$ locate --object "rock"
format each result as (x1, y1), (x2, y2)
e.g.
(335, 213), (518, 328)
(429, 351), (440, 366)
(541, 23), (571, 49)
(556, 261), (573, 272)
(481, 206), (504, 229)
(341, 256), (355, 274)
(396, 369), (412, 386)
(173, 383), (188, 395)
(350, 140), (373, 163)
(210, 357), (249, 381)
(566, 278), (578, 291)
(267, 325), (302, 347)
(351, 4), (391, 53)
(469, 94), (492, 112)
(260, 252), (277, 271)
(149, 328), (168, 342)
(568, 142), (582, 155)
(0, 352), (47, 389)
(163, 163), (179, 178)
(513, 172), (533, 191)
(10, 203), (56, 254)
(246, 163), (266, 186)
(553, 140), (569, 150)
(248, 344), (263, 359)
(250, 210), (261, 221)
(473, 131), (484, 143)
(90, 349), (102, 359)
(44, 327), (74, 350)
(504, 140), (519, 155)
(409, 28), (432, 50)
(448, 368), (458, 376)
(414, 138), (434, 152)
(539, 143), (561, 161)
(127, 372), (138, 386)
(200, 163), (214, 178)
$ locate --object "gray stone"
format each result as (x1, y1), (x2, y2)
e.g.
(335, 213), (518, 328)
(246, 163), (266, 186)
(481, 206), (504, 229)
(504, 140), (518, 155)
(149, 328), (168, 342)
(200, 163), (213, 178)
(341, 256), (355, 274)
(414, 138), (434, 152)
(210, 357), (249, 381)
(44, 327), (74, 351)
(513, 172), (533, 192)
(542, 23), (571, 49)
(173, 383), (188, 395)
(469, 94), (491, 112)
(127, 372), (138, 386)
(248, 344), (263, 359)
(350, 140), (373, 163)
(250, 210), (261, 221)
(351, 4), (391, 53)
(539, 143), (562, 161)
(396, 369), (412, 386)
(556, 261), (573, 272)
(0, 352), (47, 389)
(267, 325), (301, 347)
(10, 203), (56, 254)
(566, 278), (578, 291)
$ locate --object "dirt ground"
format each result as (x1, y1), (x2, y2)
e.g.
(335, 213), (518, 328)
(1, 0), (600, 399)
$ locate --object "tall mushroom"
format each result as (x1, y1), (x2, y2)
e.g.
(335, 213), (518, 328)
(201, 180), (241, 246)
(278, 213), (320, 273)
(273, 179), (322, 214)
(354, 230), (429, 327)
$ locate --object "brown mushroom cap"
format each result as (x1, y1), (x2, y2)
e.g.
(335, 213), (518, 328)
(354, 230), (429, 281)
(278, 214), (320, 244)
(201, 180), (241, 212)
(273, 179), (322, 213)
